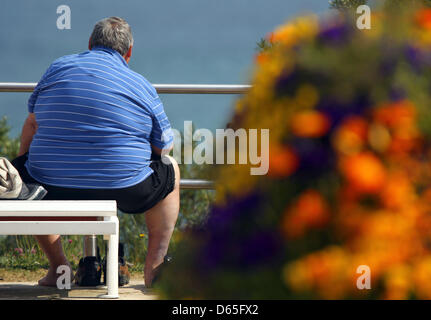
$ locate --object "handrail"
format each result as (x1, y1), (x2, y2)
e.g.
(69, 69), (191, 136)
(180, 179), (215, 190)
(0, 82), (251, 94)
(0, 82), (250, 190)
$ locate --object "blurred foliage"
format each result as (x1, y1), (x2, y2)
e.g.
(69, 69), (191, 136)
(329, 0), (431, 9)
(157, 4), (431, 299)
(0, 116), (19, 160)
(256, 0), (431, 64)
(329, 0), (368, 9)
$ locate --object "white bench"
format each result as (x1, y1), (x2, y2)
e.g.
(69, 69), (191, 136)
(0, 200), (119, 299)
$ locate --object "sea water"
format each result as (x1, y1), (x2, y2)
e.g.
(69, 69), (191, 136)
(0, 0), (329, 137)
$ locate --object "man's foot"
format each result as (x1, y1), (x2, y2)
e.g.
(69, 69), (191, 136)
(145, 255), (172, 288)
(38, 263), (73, 287)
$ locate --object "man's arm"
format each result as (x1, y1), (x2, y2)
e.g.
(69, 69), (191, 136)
(149, 95), (174, 159)
(20, 62), (54, 157)
(18, 113), (38, 156)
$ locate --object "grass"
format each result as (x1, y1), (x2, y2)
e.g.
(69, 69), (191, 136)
(0, 235), (147, 281)
(0, 267), (146, 283)
(0, 268), (47, 282)
(0, 234), (150, 283)
(0, 235), (82, 271)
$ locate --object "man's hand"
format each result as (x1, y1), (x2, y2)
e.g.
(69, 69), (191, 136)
(18, 113), (38, 156)
(151, 144), (173, 157)
(151, 144), (174, 163)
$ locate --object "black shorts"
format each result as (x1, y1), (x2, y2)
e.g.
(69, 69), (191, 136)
(12, 153), (176, 214)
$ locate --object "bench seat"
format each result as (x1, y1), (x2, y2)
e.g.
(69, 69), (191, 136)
(0, 200), (119, 298)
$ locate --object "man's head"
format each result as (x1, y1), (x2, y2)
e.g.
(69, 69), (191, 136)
(89, 17), (133, 63)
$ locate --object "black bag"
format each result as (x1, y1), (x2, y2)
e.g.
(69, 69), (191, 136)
(74, 247), (102, 286)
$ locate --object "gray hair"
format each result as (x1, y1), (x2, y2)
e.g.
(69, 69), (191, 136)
(89, 17), (133, 56)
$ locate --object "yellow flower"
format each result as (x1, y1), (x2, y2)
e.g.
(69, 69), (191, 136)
(368, 123), (391, 153)
(284, 247), (353, 299)
(333, 116), (368, 155)
(271, 16), (318, 47)
(413, 257), (431, 299)
(382, 265), (412, 300)
(283, 260), (312, 293)
(211, 7), (431, 300)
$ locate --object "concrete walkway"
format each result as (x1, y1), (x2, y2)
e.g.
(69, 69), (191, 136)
(0, 280), (158, 300)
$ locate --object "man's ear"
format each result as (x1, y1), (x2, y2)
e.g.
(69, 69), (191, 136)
(124, 45), (133, 63)
(88, 37), (92, 50)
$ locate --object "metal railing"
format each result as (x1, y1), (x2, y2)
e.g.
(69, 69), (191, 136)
(0, 82), (252, 189)
(0, 82), (251, 94)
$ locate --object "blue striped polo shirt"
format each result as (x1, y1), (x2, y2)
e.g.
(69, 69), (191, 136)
(25, 46), (173, 189)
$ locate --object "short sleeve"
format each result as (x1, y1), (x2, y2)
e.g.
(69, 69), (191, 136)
(28, 65), (54, 113)
(150, 97), (174, 149)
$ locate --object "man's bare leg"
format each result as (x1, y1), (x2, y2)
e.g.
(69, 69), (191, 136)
(144, 155), (180, 287)
(34, 235), (71, 286)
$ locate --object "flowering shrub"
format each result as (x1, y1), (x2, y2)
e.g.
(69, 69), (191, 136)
(157, 5), (431, 299)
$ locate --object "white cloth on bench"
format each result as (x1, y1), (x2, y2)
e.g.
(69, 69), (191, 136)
(0, 157), (22, 199)
(0, 157), (47, 200)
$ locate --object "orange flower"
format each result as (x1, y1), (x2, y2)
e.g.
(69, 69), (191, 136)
(416, 8), (431, 29)
(268, 145), (299, 178)
(333, 116), (368, 154)
(421, 187), (431, 202)
(388, 131), (421, 155)
(255, 52), (270, 65)
(374, 100), (416, 129)
(281, 189), (330, 239)
(380, 172), (416, 210)
(340, 152), (386, 194)
(372, 100), (420, 155)
(290, 110), (331, 138)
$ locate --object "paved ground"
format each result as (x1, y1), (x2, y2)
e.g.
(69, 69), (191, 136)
(0, 280), (158, 300)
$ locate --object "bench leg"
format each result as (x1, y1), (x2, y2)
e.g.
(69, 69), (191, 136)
(100, 216), (119, 299)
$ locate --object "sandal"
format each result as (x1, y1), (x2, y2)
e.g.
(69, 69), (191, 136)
(150, 255), (172, 286)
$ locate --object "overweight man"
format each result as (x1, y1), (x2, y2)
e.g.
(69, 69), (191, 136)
(12, 17), (180, 287)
